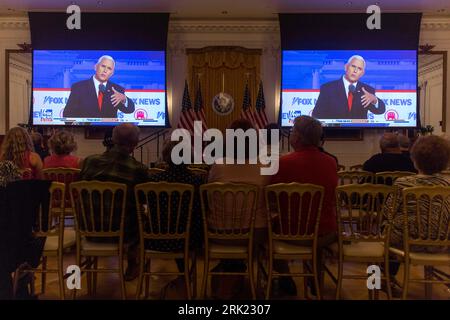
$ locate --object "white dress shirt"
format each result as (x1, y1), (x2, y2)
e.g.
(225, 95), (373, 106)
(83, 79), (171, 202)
(92, 76), (128, 108)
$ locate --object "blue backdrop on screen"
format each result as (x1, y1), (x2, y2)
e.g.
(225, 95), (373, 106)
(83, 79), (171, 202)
(280, 50), (417, 128)
(32, 50), (166, 126)
(33, 50), (165, 89)
(282, 50), (416, 90)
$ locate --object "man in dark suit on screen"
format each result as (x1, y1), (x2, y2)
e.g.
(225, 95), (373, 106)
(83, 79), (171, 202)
(63, 55), (135, 118)
(312, 55), (385, 120)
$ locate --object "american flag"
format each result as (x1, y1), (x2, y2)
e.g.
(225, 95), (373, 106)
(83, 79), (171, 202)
(240, 81), (256, 125)
(254, 80), (269, 129)
(177, 80), (195, 135)
(194, 81), (208, 132)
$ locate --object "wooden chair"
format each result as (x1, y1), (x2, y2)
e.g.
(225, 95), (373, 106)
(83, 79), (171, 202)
(375, 171), (416, 185)
(13, 182), (74, 299)
(200, 182), (258, 299)
(338, 170), (374, 185)
(43, 168), (80, 218)
(187, 168), (208, 183)
(134, 182), (196, 299)
(389, 186), (450, 299)
(262, 183), (324, 300)
(70, 181), (127, 299)
(349, 164), (363, 171)
(332, 184), (396, 300)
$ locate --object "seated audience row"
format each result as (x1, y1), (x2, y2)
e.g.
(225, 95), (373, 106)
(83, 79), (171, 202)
(1, 119), (449, 299)
(0, 128), (82, 181)
(363, 132), (417, 174)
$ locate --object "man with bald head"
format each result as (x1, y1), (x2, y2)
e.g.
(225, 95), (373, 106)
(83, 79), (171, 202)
(63, 55), (135, 118)
(312, 55), (385, 120)
(363, 132), (417, 174)
(80, 124), (149, 280)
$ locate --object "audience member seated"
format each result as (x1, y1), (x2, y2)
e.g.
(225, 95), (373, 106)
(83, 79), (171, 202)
(0, 127), (43, 179)
(270, 115), (338, 296)
(0, 160), (19, 298)
(363, 132), (417, 174)
(0, 178), (52, 299)
(385, 135), (450, 283)
(209, 119), (270, 250)
(30, 132), (49, 162)
(0, 160), (21, 188)
(397, 133), (412, 157)
(264, 122), (283, 157)
(102, 127), (114, 152)
(146, 140), (204, 273)
(206, 119), (269, 297)
(79, 123), (150, 281)
(43, 130), (82, 169)
(319, 133), (339, 166)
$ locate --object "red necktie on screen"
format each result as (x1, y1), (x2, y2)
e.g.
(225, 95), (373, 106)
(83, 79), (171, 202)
(98, 84), (105, 111)
(348, 84), (355, 112)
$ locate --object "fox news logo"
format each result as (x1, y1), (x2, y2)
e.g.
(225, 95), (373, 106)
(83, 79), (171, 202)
(34, 109), (53, 121)
(43, 96), (67, 105)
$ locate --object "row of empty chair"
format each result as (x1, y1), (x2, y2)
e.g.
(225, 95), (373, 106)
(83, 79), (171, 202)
(338, 170), (417, 185)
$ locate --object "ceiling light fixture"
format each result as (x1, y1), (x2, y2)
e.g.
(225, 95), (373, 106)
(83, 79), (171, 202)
(346, 1), (353, 6)
(97, 0), (103, 5)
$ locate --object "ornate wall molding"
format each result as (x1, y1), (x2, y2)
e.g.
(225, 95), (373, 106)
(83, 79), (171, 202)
(0, 15), (449, 32)
(0, 17), (29, 30)
(421, 16), (450, 31)
(419, 62), (443, 76)
(169, 19), (279, 33)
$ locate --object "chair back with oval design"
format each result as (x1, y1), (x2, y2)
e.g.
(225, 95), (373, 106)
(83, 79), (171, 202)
(200, 182), (258, 299)
(375, 171), (416, 185)
(69, 180), (128, 299)
(43, 168), (80, 215)
(393, 186), (450, 299)
(334, 183), (397, 299)
(263, 183), (325, 299)
(338, 170), (374, 185)
(134, 182), (195, 299)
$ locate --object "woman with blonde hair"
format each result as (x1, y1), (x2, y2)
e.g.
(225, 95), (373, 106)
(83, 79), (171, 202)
(44, 130), (82, 168)
(0, 127), (43, 179)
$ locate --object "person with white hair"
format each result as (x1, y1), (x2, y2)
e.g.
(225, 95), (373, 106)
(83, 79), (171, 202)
(363, 132), (416, 175)
(63, 55), (135, 118)
(312, 55), (385, 119)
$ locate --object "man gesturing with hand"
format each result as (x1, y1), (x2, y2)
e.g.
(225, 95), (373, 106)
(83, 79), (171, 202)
(63, 55), (135, 118)
(312, 55), (385, 120)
